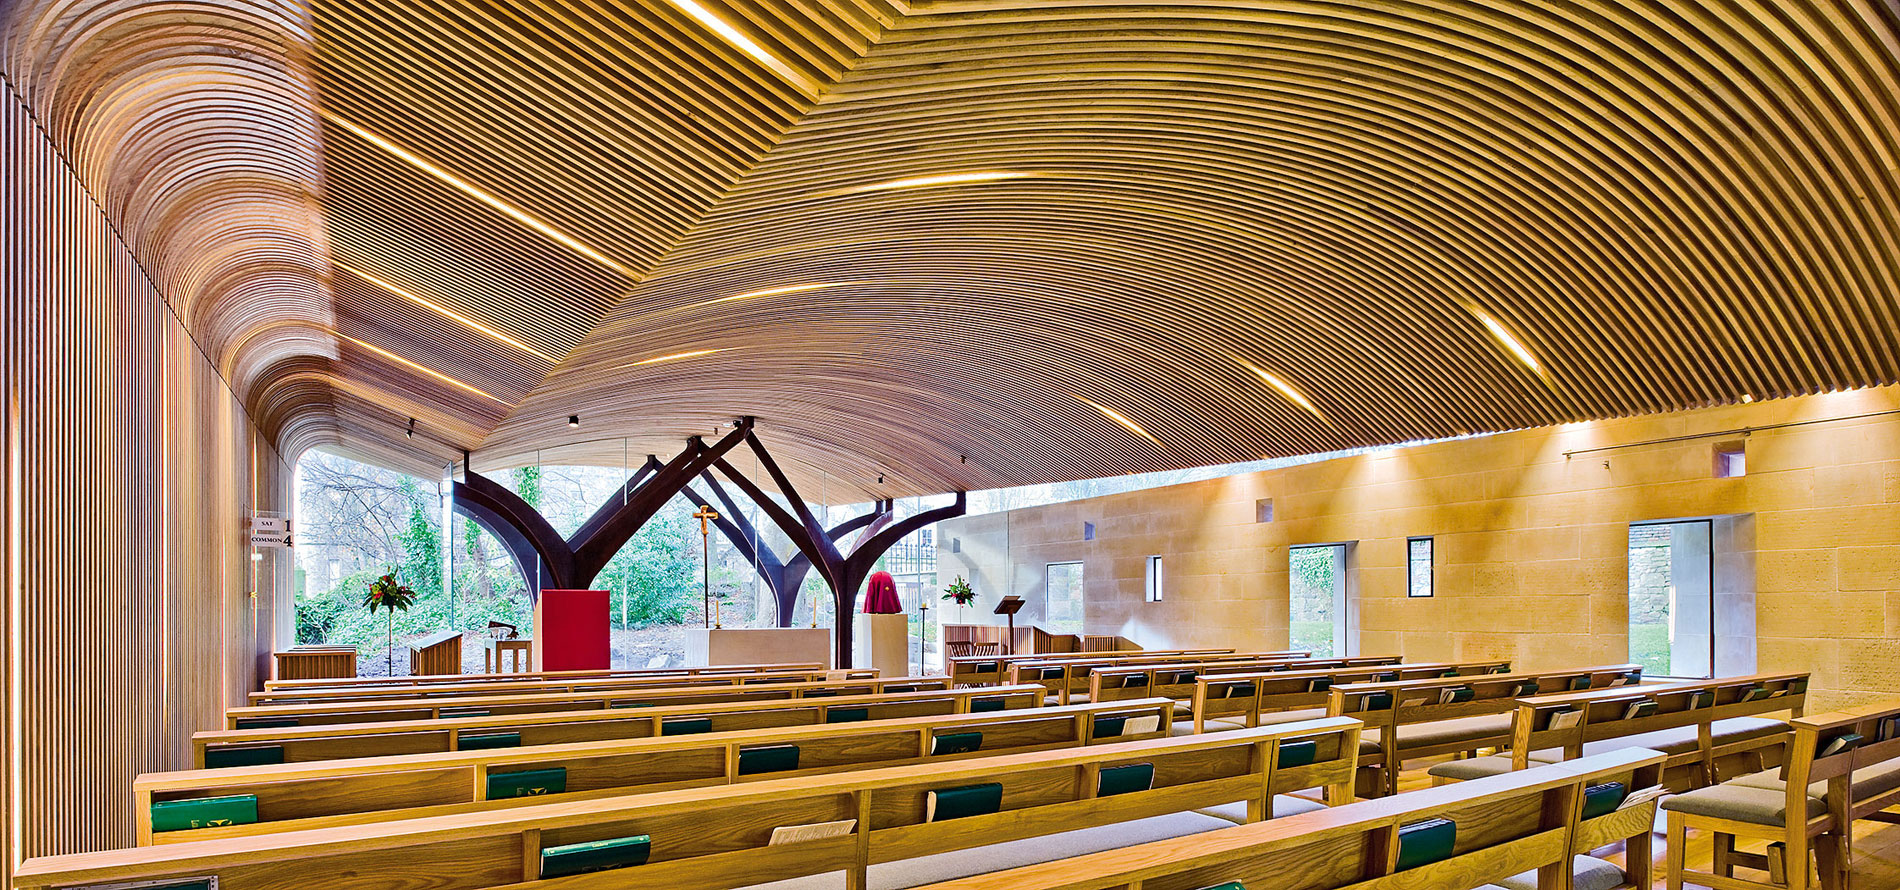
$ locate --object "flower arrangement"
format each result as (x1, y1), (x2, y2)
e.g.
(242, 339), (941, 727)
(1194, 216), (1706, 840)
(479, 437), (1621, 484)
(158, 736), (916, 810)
(941, 575), (977, 609)
(364, 572), (417, 673)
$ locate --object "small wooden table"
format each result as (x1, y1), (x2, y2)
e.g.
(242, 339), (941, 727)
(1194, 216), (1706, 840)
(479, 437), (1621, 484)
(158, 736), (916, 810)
(484, 639), (532, 673)
(408, 631), (463, 676)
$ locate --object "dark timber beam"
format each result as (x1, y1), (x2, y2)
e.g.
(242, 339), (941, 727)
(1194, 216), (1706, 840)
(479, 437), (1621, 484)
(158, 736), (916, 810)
(449, 418), (756, 596)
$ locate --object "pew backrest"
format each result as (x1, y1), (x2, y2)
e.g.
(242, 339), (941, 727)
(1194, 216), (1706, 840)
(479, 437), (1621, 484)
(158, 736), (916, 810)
(20, 718), (1364, 890)
(1014, 653), (1371, 704)
(906, 748), (1669, 890)
(1509, 672), (1809, 774)
(196, 684), (1048, 768)
(225, 674), (950, 728)
(249, 666), (871, 705)
(263, 661), (825, 691)
(1186, 660), (1514, 729)
(947, 648), (1243, 687)
(143, 698), (1182, 844)
(1086, 656), (1438, 709)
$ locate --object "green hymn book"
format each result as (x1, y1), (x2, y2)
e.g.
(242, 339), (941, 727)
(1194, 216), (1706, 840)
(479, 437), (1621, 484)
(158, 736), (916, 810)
(150, 794), (259, 832)
(1375, 671), (1400, 682)
(1306, 678), (1332, 693)
(1096, 762), (1155, 797)
(459, 731), (521, 750)
(1040, 667), (1066, 680)
(1581, 781), (1628, 819)
(1439, 669), (1460, 678)
(439, 707), (490, 719)
(1568, 676), (1592, 690)
(1740, 686), (1773, 702)
(233, 715), (298, 730)
(1120, 674), (1150, 688)
(1276, 739), (1317, 768)
(1220, 683), (1253, 699)
(203, 744), (284, 769)
(1191, 883), (1246, 890)
(885, 685), (916, 694)
(1515, 682), (1540, 697)
(487, 767), (567, 799)
(970, 697), (1007, 713)
(738, 744), (801, 775)
(825, 707), (869, 723)
(539, 834), (650, 879)
(1395, 817), (1457, 870)
(931, 731), (984, 756)
(1689, 690), (1715, 709)
(926, 782), (1003, 821)
(1093, 715), (1127, 738)
(1361, 691), (1393, 712)
(661, 717), (713, 736)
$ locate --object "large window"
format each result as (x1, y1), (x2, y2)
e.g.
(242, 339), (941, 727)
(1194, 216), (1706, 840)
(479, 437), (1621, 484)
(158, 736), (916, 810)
(1628, 520), (1713, 678)
(1043, 562), (1085, 634)
(1290, 544), (1352, 657)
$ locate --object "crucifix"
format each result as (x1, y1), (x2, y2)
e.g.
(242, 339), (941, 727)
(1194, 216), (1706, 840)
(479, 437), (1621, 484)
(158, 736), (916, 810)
(693, 504), (721, 628)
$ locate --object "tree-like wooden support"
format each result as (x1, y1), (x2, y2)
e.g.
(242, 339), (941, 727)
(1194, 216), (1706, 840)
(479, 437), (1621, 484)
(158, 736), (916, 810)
(451, 418), (755, 593)
(451, 419), (965, 667)
(711, 432), (966, 667)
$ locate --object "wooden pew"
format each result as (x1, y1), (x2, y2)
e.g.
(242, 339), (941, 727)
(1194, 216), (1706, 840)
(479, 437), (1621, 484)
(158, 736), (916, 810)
(1664, 698), (1900, 890)
(18, 719), (1364, 890)
(247, 667), (876, 705)
(1331, 663), (1645, 796)
(1428, 671), (1809, 790)
(1085, 656), (1431, 715)
(947, 648), (1246, 687)
(141, 698), (1181, 844)
(1013, 653), (1387, 705)
(261, 661), (828, 692)
(1177, 660), (1515, 733)
(197, 684), (1046, 768)
(910, 748), (1670, 890)
(224, 674), (944, 729)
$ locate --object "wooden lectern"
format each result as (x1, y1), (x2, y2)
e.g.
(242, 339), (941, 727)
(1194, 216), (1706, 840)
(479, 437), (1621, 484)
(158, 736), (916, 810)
(993, 596), (1026, 655)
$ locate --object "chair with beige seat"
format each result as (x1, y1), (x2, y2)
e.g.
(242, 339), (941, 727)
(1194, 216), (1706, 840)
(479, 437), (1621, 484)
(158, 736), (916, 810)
(1664, 699), (1900, 890)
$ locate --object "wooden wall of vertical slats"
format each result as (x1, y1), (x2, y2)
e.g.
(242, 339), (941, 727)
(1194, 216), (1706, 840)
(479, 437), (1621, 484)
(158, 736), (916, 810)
(0, 84), (286, 875)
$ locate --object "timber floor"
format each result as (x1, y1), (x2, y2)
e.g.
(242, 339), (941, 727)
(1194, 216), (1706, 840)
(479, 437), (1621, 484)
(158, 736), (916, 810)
(1394, 760), (1900, 889)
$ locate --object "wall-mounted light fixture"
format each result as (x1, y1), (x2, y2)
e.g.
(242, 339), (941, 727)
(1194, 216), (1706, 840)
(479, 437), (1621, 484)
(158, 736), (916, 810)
(568, 415), (581, 428)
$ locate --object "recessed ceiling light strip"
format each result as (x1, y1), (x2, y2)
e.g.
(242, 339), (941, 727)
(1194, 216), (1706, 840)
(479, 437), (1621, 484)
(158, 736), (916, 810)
(338, 262), (560, 363)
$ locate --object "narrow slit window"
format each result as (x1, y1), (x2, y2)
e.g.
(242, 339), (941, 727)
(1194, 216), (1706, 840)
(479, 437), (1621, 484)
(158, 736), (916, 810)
(1408, 537), (1433, 598)
(1144, 556), (1164, 602)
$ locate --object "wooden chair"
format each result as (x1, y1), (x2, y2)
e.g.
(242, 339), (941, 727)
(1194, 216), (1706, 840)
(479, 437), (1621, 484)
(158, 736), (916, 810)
(1664, 699), (1900, 890)
(140, 697), (1181, 844)
(1429, 672), (1809, 790)
(197, 684), (1049, 768)
(1180, 660), (1515, 734)
(1331, 663), (1645, 796)
(908, 748), (1670, 890)
(22, 719), (1363, 890)
(226, 674), (938, 729)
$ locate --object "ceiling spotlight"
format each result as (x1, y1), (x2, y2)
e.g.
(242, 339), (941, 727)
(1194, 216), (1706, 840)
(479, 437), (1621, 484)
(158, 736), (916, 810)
(568, 415), (580, 428)
(405, 418), (416, 439)
(959, 454), (966, 464)
(877, 474), (885, 484)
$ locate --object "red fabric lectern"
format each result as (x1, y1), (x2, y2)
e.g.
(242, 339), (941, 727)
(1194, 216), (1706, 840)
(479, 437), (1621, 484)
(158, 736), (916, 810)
(533, 589), (611, 672)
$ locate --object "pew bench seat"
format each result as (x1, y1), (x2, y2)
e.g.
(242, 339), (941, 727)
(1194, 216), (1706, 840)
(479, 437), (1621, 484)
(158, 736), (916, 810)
(742, 796), (1327, 890)
(1173, 708), (1334, 736)
(1662, 758), (1900, 826)
(1427, 716), (1789, 781)
(1477, 854), (1629, 890)
(1359, 712), (1515, 755)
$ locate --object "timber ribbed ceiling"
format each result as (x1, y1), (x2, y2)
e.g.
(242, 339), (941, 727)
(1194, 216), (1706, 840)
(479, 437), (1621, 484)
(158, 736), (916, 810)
(5, 0), (1899, 498)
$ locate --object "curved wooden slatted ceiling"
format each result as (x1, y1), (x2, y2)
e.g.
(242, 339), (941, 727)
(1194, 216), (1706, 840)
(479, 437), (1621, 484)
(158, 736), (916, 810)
(5, 0), (1899, 496)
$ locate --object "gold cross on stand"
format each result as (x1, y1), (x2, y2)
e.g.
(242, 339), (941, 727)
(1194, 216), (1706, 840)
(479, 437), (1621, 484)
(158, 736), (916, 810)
(693, 505), (721, 627)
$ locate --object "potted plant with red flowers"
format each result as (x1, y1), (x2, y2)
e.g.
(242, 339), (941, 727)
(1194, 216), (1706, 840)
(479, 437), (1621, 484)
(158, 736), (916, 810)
(364, 572), (417, 674)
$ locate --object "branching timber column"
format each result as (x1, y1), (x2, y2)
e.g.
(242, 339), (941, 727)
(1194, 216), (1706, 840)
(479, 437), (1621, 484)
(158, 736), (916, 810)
(450, 418), (755, 593)
(714, 432), (965, 666)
